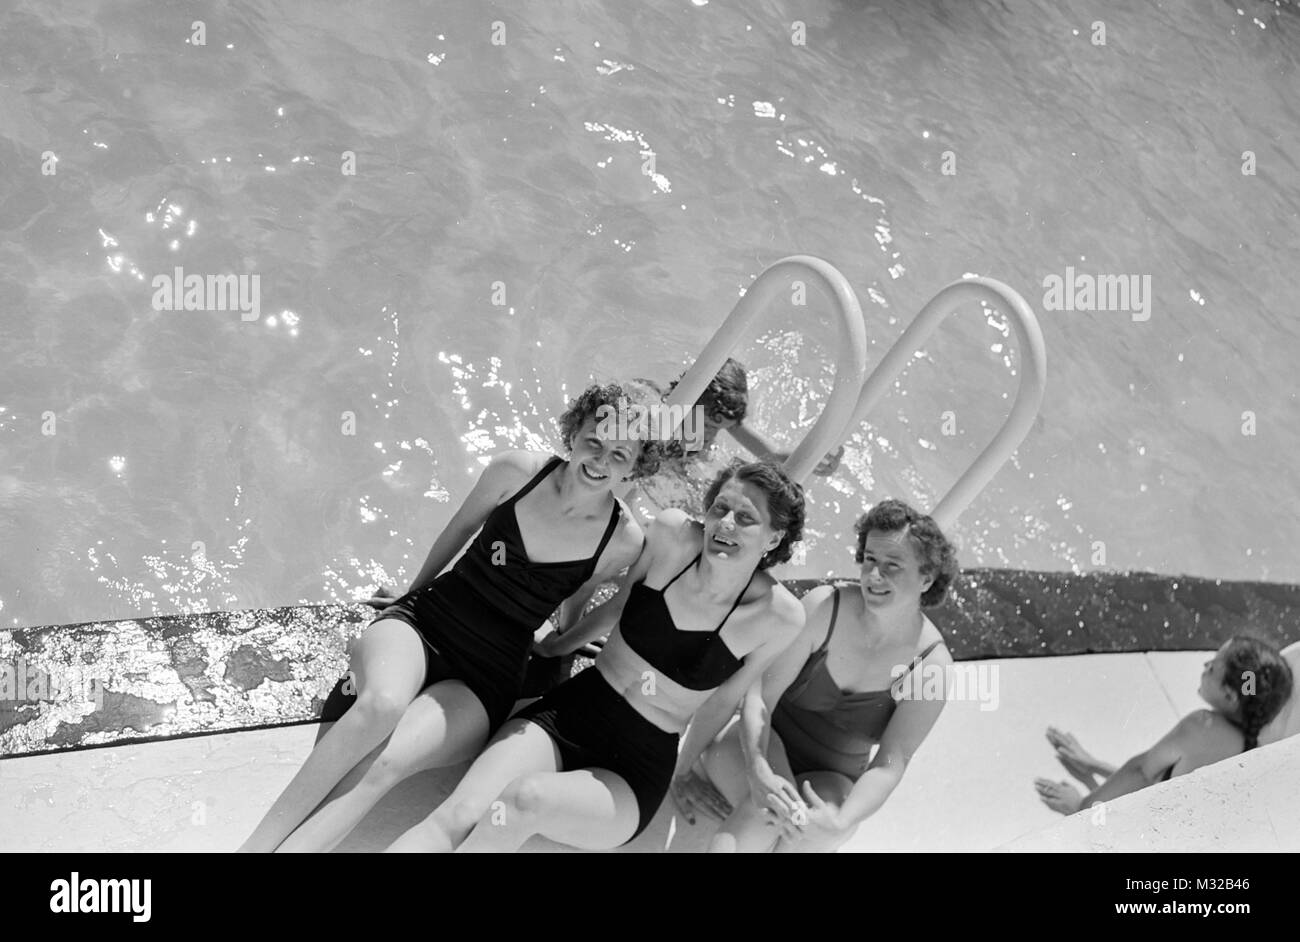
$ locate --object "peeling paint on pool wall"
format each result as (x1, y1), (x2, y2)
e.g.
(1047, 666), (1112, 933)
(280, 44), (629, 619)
(891, 660), (1000, 712)
(1041, 267), (1151, 322)
(1, 656), (105, 710)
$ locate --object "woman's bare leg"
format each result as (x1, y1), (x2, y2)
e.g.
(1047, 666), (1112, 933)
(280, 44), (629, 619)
(275, 678), (491, 852)
(457, 767), (641, 853)
(385, 718), (562, 852)
(702, 721), (793, 853)
(238, 619), (428, 852)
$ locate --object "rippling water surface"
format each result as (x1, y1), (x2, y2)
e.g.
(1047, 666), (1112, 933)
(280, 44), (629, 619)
(2, 0), (1299, 629)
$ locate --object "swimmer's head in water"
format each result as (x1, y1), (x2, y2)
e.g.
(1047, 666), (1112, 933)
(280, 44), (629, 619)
(853, 500), (958, 609)
(1200, 636), (1294, 749)
(702, 459), (804, 570)
(558, 383), (669, 480)
(667, 358), (749, 449)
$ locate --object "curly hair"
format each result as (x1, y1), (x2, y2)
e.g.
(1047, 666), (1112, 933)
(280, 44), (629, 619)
(854, 499), (959, 608)
(702, 458), (805, 570)
(1221, 635), (1294, 750)
(556, 382), (670, 479)
(666, 357), (749, 425)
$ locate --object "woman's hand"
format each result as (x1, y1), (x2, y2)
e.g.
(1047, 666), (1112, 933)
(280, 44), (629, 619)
(363, 585), (400, 610)
(780, 781), (849, 846)
(670, 768), (734, 826)
(746, 760), (804, 822)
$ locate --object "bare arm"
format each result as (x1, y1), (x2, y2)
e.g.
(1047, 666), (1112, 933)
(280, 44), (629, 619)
(728, 423), (844, 476)
(1078, 712), (1201, 810)
(727, 422), (781, 460)
(546, 509), (645, 636)
(406, 452), (530, 593)
(739, 585), (831, 775)
(536, 511), (658, 657)
(675, 590), (805, 777)
(538, 551), (650, 656)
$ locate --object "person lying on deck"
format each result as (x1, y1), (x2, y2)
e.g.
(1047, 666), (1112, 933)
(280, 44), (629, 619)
(1035, 635), (1294, 815)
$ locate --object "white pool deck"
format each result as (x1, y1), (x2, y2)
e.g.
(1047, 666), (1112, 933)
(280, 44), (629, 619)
(2, 650), (1296, 853)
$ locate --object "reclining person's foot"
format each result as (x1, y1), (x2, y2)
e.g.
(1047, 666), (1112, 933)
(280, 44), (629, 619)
(1047, 726), (1105, 784)
(1034, 777), (1084, 815)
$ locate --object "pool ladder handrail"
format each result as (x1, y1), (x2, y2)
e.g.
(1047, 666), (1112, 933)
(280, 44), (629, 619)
(849, 277), (1047, 531)
(652, 255), (870, 485)
(589, 267), (1045, 660)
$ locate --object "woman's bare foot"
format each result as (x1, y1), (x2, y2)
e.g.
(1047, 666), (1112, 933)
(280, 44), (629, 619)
(1034, 777), (1084, 815)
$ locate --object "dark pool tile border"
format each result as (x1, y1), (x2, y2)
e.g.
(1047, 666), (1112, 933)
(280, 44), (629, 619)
(2, 570), (1297, 758)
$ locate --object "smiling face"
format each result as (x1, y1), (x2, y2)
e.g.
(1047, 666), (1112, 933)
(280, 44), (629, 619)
(702, 478), (782, 565)
(569, 416), (640, 490)
(1198, 642), (1241, 714)
(858, 528), (934, 611)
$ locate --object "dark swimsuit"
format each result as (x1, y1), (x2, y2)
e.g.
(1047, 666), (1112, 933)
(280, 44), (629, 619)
(773, 587), (944, 779)
(372, 456), (621, 732)
(516, 552), (753, 841)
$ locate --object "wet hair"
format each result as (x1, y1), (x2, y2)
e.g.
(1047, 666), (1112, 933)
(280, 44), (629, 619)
(1220, 635), (1294, 750)
(854, 499), (958, 608)
(702, 458), (804, 569)
(666, 357), (749, 425)
(557, 382), (669, 479)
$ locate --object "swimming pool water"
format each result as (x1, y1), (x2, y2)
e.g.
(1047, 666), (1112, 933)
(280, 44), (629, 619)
(2, 0), (1299, 630)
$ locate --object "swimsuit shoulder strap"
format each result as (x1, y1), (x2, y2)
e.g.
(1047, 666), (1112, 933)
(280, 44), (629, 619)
(715, 567), (757, 633)
(916, 639), (944, 662)
(585, 498), (623, 575)
(815, 586), (842, 655)
(896, 639), (946, 679)
(663, 552), (701, 590)
(504, 455), (563, 506)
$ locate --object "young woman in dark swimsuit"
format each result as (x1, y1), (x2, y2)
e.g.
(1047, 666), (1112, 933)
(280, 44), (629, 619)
(697, 499), (959, 852)
(1036, 635), (1293, 813)
(383, 460), (806, 852)
(238, 384), (662, 852)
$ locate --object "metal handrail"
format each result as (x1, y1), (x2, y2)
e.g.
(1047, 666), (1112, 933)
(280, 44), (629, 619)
(848, 277), (1047, 531)
(654, 255), (869, 485)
